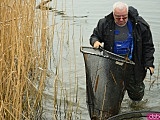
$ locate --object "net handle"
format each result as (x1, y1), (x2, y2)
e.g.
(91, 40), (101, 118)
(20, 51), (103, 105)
(80, 46), (135, 65)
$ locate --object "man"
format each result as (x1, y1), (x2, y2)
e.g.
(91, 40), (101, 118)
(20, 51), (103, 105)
(90, 2), (155, 104)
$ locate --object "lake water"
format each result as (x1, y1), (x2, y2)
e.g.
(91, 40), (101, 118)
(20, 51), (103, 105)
(38, 0), (160, 119)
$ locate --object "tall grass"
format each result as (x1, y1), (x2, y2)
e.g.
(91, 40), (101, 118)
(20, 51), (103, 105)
(0, 0), (52, 119)
(0, 0), (82, 119)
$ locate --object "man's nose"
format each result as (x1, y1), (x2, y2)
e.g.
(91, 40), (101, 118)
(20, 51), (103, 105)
(119, 16), (124, 21)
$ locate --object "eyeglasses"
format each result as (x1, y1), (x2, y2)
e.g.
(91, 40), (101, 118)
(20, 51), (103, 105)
(115, 17), (128, 20)
(114, 14), (128, 20)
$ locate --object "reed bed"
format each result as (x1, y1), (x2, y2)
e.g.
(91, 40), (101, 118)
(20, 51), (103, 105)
(0, 0), (53, 119)
(0, 0), (81, 119)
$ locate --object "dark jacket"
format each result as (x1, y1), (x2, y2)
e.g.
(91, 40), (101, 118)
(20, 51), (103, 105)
(90, 6), (155, 82)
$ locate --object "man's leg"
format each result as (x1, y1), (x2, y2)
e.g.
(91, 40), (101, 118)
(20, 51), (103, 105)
(125, 66), (145, 101)
(126, 80), (145, 101)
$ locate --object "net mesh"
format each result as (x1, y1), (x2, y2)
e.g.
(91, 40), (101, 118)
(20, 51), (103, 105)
(80, 47), (135, 119)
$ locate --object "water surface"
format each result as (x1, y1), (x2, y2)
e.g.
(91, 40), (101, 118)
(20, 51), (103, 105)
(40, 0), (160, 119)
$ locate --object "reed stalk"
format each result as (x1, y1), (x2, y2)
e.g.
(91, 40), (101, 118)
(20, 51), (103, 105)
(49, 0), (82, 118)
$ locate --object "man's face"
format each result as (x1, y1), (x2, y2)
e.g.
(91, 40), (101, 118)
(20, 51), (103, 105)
(113, 7), (128, 26)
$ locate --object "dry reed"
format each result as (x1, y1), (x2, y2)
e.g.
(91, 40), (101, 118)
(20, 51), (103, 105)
(47, 0), (82, 119)
(0, 0), (52, 119)
(0, 0), (81, 119)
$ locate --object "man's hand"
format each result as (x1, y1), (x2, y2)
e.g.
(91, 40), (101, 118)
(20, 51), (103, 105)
(146, 67), (154, 75)
(93, 41), (102, 48)
(149, 67), (154, 75)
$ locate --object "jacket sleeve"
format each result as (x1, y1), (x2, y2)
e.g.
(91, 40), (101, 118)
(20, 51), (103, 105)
(142, 25), (155, 68)
(89, 19), (104, 46)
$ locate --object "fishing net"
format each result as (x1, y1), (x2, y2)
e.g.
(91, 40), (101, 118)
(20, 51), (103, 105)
(80, 47), (135, 119)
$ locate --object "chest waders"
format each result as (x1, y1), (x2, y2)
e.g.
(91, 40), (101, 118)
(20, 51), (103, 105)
(113, 21), (133, 60)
